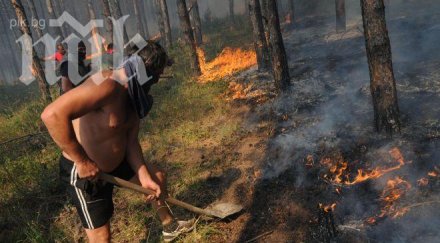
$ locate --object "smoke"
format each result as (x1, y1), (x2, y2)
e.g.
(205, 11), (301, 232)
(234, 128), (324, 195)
(0, 0), (255, 83)
(242, 0), (440, 241)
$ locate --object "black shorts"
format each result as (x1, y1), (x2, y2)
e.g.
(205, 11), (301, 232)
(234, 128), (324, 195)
(59, 156), (135, 229)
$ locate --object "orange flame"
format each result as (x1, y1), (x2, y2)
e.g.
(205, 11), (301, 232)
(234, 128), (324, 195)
(197, 47), (257, 83)
(366, 217), (376, 224)
(417, 177), (429, 187)
(321, 147), (406, 186)
(417, 167), (439, 187)
(367, 176), (412, 224)
(319, 203), (337, 213)
(305, 154), (314, 168)
(428, 171), (439, 177)
(379, 177), (411, 218)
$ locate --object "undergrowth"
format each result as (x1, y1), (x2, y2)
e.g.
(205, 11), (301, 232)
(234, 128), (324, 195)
(0, 16), (252, 242)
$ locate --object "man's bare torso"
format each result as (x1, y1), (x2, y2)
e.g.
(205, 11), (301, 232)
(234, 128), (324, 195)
(63, 76), (137, 172)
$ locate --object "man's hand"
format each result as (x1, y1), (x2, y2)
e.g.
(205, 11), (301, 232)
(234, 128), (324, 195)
(76, 159), (100, 180)
(141, 178), (162, 202)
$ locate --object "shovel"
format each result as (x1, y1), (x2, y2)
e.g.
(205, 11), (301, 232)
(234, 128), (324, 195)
(100, 173), (243, 219)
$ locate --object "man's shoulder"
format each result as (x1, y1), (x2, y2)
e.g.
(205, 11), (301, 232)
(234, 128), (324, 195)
(82, 76), (122, 94)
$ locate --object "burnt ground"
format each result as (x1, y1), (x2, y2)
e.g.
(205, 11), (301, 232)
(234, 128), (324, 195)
(191, 3), (440, 243)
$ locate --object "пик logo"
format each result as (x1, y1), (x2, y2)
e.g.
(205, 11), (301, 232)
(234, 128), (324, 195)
(17, 12), (151, 86)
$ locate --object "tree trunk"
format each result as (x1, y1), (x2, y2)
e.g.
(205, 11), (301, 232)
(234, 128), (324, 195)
(159, 0), (172, 49)
(133, 0), (146, 38)
(360, 0), (400, 134)
(87, 0), (102, 52)
(189, 0), (202, 45)
(267, 0), (290, 91)
(138, 0), (150, 39)
(229, 0), (234, 23)
(0, 20), (16, 81)
(51, 0), (70, 36)
(108, 0), (130, 41)
(176, 0), (201, 75)
(101, 0), (113, 42)
(249, 0), (269, 71)
(277, 0), (284, 17)
(260, 0), (268, 17)
(154, 0), (166, 44)
(11, 0), (52, 102)
(335, 0), (346, 32)
(45, 0), (65, 39)
(287, 0), (295, 26)
(260, 0), (271, 51)
(0, 0), (20, 76)
(25, 0), (45, 55)
(245, 0), (250, 17)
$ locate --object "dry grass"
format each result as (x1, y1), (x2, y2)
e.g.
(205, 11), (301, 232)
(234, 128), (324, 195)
(0, 16), (253, 242)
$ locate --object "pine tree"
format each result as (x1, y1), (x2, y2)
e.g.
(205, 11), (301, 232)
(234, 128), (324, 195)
(45, 0), (65, 38)
(189, 0), (202, 45)
(249, 0), (270, 71)
(11, 0), (52, 102)
(101, 0), (114, 42)
(361, 0), (400, 134)
(267, 0), (290, 91)
(229, 0), (234, 23)
(133, 0), (148, 38)
(335, 0), (346, 32)
(108, 0), (129, 41)
(176, 0), (201, 75)
(159, 0), (172, 48)
(287, 0), (295, 26)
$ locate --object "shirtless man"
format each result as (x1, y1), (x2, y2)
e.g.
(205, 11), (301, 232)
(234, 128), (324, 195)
(41, 42), (194, 242)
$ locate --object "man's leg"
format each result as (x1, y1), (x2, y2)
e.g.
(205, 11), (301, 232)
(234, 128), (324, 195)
(129, 164), (196, 242)
(129, 164), (174, 226)
(85, 223), (111, 243)
(60, 156), (115, 243)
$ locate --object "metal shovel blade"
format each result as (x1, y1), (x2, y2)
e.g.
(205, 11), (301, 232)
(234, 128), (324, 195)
(205, 202), (244, 219)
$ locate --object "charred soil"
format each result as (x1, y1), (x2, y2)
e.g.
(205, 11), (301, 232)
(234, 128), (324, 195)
(190, 3), (440, 242)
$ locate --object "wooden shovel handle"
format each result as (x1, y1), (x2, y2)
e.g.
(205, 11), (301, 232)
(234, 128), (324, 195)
(99, 173), (214, 217)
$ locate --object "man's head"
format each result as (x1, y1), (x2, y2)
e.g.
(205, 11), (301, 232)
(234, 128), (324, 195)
(78, 41), (87, 61)
(137, 41), (170, 81)
(125, 42), (170, 118)
(106, 43), (114, 54)
(57, 43), (66, 55)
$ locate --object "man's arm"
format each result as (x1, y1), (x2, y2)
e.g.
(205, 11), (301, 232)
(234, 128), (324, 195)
(41, 79), (119, 178)
(41, 53), (56, 61)
(126, 120), (161, 198)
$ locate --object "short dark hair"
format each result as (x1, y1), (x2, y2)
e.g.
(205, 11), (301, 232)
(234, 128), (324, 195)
(107, 43), (113, 50)
(78, 41), (86, 54)
(138, 41), (169, 75)
(56, 43), (65, 50)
